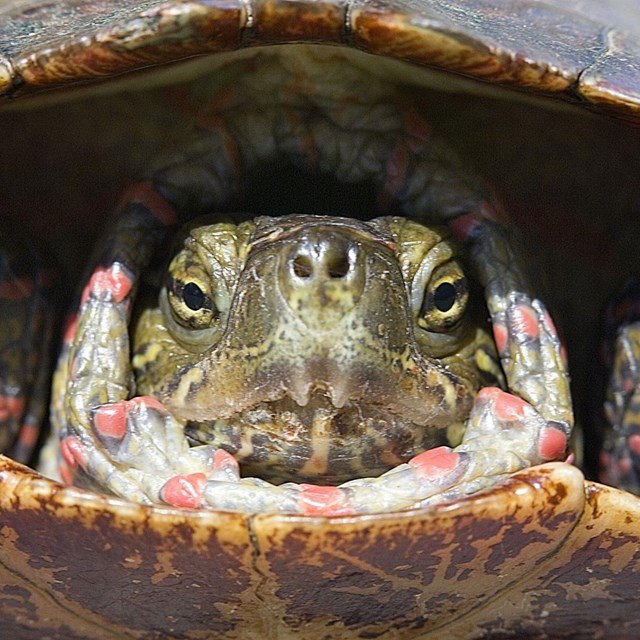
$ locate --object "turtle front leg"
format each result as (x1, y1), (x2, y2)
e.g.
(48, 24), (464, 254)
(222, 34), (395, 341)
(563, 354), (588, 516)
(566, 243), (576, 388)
(47, 186), (225, 503)
(411, 213), (574, 505)
(55, 276), (215, 502)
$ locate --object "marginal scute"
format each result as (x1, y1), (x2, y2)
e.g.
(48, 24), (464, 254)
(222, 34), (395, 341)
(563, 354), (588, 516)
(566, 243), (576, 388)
(579, 28), (640, 120)
(5, 1), (246, 92)
(250, 0), (346, 44)
(446, 476), (640, 638)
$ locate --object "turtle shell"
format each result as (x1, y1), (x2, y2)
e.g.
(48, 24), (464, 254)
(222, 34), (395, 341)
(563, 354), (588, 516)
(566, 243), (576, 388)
(0, 0), (639, 118)
(1, 1), (640, 638)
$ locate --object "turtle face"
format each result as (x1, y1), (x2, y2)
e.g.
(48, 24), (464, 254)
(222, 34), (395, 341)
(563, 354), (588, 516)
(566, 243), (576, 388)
(133, 214), (499, 483)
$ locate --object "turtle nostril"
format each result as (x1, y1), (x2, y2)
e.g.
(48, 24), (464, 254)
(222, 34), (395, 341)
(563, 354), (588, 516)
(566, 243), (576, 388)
(290, 236), (355, 281)
(292, 255), (313, 278)
(327, 253), (350, 278)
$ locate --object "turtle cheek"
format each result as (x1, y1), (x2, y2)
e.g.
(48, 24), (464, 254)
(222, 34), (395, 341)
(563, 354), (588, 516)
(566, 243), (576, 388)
(131, 306), (213, 402)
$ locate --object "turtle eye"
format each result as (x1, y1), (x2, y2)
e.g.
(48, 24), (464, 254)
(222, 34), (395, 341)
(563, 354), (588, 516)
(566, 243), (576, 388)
(418, 261), (468, 332)
(167, 276), (218, 329)
(182, 282), (206, 311)
(433, 281), (457, 312)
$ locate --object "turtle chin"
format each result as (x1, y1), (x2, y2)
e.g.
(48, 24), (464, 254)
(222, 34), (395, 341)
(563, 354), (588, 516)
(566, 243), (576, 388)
(184, 390), (451, 485)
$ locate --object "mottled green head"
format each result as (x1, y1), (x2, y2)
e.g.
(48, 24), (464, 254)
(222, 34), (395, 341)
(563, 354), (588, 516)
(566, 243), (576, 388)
(133, 215), (500, 483)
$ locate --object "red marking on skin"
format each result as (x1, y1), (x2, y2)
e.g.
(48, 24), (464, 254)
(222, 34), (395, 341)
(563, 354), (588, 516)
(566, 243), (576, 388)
(119, 181), (177, 226)
(0, 277), (34, 300)
(81, 264), (133, 305)
(511, 304), (540, 340)
(60, 436), (87, 470)
(93, 396), (167, 439)
(490, 390), (529, 422)
(449, 213), (483, 241)
(492, 323), (508, 356)
(59, 460), (75, 485)
(63, 313), (79, 345)
(0, 395), (25, 422)
(213, 449), (239, 472)
(396, 97), (431, 153)
(168, 84), (238, 122)
(93, 404), (128, 440)
(560, 344), (568, 367)
(17, 421), (39, 449)
(598, 451), (612, 484)
(538, 426), (567, 460)
(408, 446), (459, 479)
(476, 387), (502, 401)
(161, 473), (206, 509)
(298, 485), (356, 517)
(377, 143), (408, 211)
(628, 434), (640, 456)
(169, 85), (244, 189)
(283, 107), (319, 172)
(192, 106), (244, 184)
(619, 457), (632, 475)
(300, 128), (320, 172)
(8, 396), (25, 418)
(221, 132), (243, 187)
(208, 86), (241, 113)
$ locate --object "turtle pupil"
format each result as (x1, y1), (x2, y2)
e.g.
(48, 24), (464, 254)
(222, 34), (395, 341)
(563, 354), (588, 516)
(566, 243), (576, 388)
(434, 282), (457, 312)
(182, 282), (205, 311)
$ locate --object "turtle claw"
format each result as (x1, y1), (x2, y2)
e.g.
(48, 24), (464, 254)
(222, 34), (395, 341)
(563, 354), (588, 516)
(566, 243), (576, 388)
(423, 386), (570, 506)
(161, 473), (208, 509)
(493, 294), (571, 428)
(73, 395), (222, 505)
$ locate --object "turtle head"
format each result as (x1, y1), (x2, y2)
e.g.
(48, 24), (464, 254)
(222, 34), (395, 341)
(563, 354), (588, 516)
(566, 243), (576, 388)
(132, 215), (499, 483)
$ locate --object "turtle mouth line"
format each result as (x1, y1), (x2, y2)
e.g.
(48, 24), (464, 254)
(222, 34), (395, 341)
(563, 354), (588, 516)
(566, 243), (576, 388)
(183, 391), (448, 484)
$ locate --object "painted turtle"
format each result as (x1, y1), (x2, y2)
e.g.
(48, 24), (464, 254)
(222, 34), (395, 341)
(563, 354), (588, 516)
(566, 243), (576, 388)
(1, 0), (640, 638)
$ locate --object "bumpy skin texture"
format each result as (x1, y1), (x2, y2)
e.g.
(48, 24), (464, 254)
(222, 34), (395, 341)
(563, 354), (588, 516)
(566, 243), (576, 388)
(46, 51), (573, 514)
(0, 229), (54, 463)
(599, 279), (640, 492)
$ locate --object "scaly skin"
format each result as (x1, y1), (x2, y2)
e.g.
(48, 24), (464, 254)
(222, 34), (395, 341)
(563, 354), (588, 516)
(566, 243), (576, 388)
(45, 50), (573, 514)
(0, 228), (55, 463)
(599, 279), (640, 492)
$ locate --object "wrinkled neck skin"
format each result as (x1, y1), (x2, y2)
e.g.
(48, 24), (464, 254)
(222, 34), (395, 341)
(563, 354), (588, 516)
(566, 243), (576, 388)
(133, 215), (496, 484)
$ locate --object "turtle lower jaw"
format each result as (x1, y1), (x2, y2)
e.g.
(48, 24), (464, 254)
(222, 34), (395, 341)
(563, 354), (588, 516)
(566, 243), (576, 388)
(183, 393), (453, 484)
